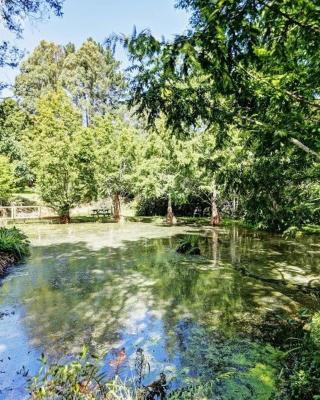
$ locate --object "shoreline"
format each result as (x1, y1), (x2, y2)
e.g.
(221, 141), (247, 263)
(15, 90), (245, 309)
(0, 252), (17, 277)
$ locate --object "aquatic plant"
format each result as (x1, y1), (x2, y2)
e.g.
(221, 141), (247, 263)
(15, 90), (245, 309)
(171, 323), (281, 400)
(176, 235), (201, 255)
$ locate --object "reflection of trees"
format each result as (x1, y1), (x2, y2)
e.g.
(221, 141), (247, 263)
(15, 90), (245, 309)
(15, 225), (320, 361)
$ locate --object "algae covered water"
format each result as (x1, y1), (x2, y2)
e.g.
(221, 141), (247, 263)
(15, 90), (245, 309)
(0, 222), (319, 399)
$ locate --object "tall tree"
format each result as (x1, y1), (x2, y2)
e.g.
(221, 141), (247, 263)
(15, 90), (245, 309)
(27, 90), (96, 223)
(61, 39), (125, 126)
(0, 98), (32, 187)
(15, 39), (125, 120)
(134, 119), (195, 224)
(15, 41), (66, 112)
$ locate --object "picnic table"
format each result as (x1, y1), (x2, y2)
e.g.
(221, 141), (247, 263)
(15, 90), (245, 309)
(91, 208), (111, 218)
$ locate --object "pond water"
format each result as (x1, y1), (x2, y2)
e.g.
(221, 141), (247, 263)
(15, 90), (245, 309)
(0, 222), (319, 399)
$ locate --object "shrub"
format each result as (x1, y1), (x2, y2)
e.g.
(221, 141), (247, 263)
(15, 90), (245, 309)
(0, 226), (30, 260)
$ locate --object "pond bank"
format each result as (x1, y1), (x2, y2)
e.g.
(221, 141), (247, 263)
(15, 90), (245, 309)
(0, 227), (30, 279)
(0, 252), (16, 276)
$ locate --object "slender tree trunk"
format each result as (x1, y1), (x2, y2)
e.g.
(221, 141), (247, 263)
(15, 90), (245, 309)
(113, 193), (121, 222)
(166, 194), (177, 224)
(211, 187), (220, 226)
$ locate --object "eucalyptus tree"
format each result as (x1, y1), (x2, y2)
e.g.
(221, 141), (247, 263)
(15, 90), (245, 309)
(60, 39), (125, 126)
(26, 90), (96, 223)
(15, 39), (125, 122)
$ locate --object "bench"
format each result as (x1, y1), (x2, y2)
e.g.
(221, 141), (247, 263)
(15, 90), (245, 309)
(91, 208), (111, 219)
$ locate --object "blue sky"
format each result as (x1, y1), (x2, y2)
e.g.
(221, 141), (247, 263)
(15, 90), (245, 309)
(1, 0), (189, 91)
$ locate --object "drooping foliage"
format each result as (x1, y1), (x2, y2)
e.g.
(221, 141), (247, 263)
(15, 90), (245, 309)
(0, 0), (63, 89)
(111, 0), (320, 230)
(0, 226), (30, 260)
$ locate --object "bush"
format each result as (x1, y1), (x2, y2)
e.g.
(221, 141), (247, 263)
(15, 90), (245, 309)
(0, 226), (30, 260)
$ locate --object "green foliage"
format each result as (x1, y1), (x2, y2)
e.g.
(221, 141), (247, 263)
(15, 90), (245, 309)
(169, 325), (281, 400)
(116, 0), (320, 231)
(176, 235), (201, 255)
(0, 227), (30, 259)
(60, 39), (125, 125)
(133, 118), (203, 213)
(15, 38), (125, 116)
(26, 90), (96, 220)
(274, 311), (320, 400)
(0, 155), (15, 203)
(93, 114), (138, 199)
(30, 348), (108, 399)
(15, 41), (66, 112)
(0, 98), (32, 187)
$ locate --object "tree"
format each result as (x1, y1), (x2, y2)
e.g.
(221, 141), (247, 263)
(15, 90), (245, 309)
(0, 98), (32, 187)
(61, 39), (125, 126)
(15, 39), (125, 120)
(27, 90), (96, 223)
(116, 0), (320, 231)
(134, 119), (195, 224)
(15, 41), (66, 112)
(0, 0), (63, 90)
(0, 155), (15, 204)
(93, 115), (138, 221)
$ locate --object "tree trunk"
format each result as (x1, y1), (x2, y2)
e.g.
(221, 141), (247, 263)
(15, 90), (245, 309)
(211, 189), (220, 226)
(59, 209), (71, 224)
(113, 193), (121, 222)
(166, 194), (177, 225)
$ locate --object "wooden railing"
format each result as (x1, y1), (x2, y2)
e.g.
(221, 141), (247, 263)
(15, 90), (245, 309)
(0, 206), (56, 220)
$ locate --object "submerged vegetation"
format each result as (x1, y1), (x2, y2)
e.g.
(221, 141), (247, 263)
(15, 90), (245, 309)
(29, 310), (320, 400)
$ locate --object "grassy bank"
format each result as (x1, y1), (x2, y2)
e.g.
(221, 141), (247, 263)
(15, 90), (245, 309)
(0, 227), (30, 276)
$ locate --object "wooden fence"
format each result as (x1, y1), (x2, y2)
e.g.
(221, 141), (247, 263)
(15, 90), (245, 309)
(0, 206), (56, 220)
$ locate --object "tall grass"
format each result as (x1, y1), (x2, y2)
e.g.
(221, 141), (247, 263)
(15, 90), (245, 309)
(0, 226), (30, 260)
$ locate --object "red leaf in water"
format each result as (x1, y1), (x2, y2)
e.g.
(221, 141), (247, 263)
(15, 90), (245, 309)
(109, 348), (126, 369)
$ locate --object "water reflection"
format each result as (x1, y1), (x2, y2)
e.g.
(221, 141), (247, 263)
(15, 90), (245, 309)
(0, 222), (319, 398)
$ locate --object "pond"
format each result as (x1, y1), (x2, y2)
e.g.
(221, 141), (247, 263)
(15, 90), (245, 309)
(0, 222), (319, 399)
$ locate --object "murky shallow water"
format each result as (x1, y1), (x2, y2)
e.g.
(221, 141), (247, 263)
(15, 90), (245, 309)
(0, 222), (319, 399)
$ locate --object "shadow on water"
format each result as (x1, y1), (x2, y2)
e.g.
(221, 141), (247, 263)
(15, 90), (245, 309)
(0, 222), (319, 398)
